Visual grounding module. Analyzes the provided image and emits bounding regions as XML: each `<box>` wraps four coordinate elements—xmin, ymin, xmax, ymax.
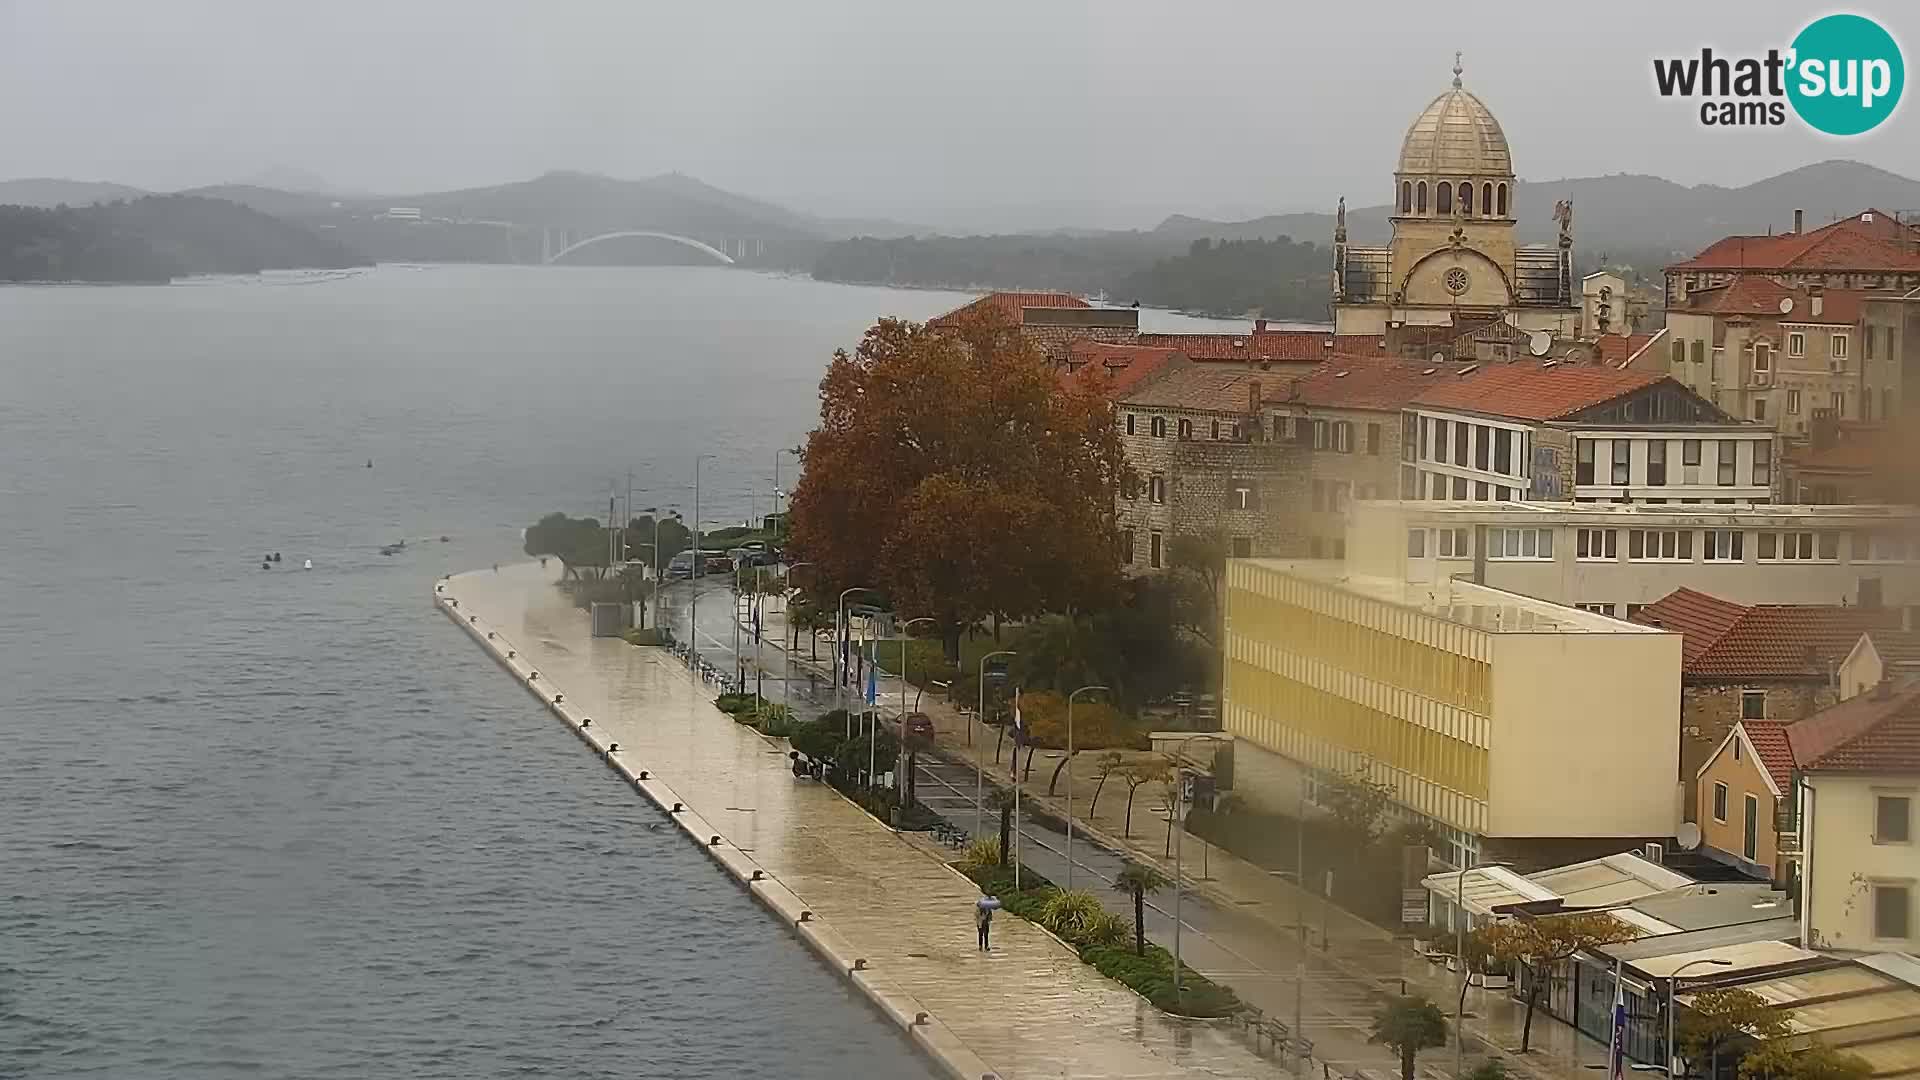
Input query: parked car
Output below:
<box><xmin>666</xmin><ymin>551</ymin><xmax>696</xmax><ymax>579</ymax></box>
<box><xmin>902</xmin><ymin>712</ymin><xmax>935</xmax><ymax>746</ymax></box>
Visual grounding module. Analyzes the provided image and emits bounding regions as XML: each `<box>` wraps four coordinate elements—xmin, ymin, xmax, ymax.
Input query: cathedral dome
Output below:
<box><xmin>1396</xmin><ymin>65</ymin><xmax>1512</xmax><ymax>178</ymax></box>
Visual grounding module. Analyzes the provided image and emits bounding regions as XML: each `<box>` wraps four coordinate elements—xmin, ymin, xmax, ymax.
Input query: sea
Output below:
<box><xmin>0</xmin><ymin>263</ymin><xmax>1243</xmax><ymax>1079</ymax></box>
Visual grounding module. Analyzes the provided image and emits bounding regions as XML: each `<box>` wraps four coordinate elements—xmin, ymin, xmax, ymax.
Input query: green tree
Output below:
<box><xmin>1119</xmin><ymin>756</ymin><xmax>1169</xmax><ymax>839</ymax></box>
<box><xmin>523</xmin><ymin>512</ymin><xmax>612</xmax><ymax>579</ymax></box>
<box><xmin>1740</xmin><ymin>1040</ymin><xmax>1872</xmax><ymax>1080</ymax></box>
<box><xmin>624</xmin><ymin>512</ymin><xmax>691</xmax><ymax>568</ymax></box>
<box><xmin>1087</xmin><ymin>750</ymin><xmax>1125</xmax><ymax>818</ymax></box>
<box><xmin>1678</xmin><ymin>989</ymin><xmax>1793</xmax><ymax>1080</ymax></box>
<box><xmin>1483</xmin><ymin>914</ymin><xmax>1637</xmax><ymax>1052</ymax></box>
<box><xmin>1112</xmin><ymin>860</ymin><xmax>1169</xmax><ymax>957</ymax></box>
<box><xmin>1370</xmin><ymin>994</ymin><xmax>1450</xmax><ymax>1080</ymax></box>
<box><xmin>1320</xmin><ymin>763</ymin><xmax>1397</xmax><ymax>850</ymax></box>
<box><xmin>1167</xmin><ymin>531</ymin><xmax>1226</xmax><ymax>644</ymax></box>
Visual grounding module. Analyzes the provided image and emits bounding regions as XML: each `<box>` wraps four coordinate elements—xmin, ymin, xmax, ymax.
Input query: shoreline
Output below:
<box><xmin>432</xmin><ymin>568</ymin><xmax>997</xmax><ymax>1080</ymax></box>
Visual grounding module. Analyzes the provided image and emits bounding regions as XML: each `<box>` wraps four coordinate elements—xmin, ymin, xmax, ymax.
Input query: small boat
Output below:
<box><xmin>380</xmin><ymin>544</ymin><xmax>401</xmax><ymax>556</ymax></box>
<box><xmin>303</xmin><ymin>559</ymin><xmax>313</xmax><ymax>570</ymax></box>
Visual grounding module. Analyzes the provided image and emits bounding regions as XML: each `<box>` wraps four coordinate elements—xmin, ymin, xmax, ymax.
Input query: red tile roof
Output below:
<box><xmin>1410</xmin><ymin>364</ymin><xmax>1669</xmax><ymax>422</ymax></box>
<box><xmin>1680</xmin><ymin>279</ymin><xmax>1872</xmax><ymax>324</ymax></box>
<box><xmin>1740</xmin><ymin>720</ymin><xmax>1800</xmax><ymax>792</ymax></box>
<box><xmin>1595</xmin><ymin>332</ymin><xmax>1658</xmax><ymax>368</ymax></box>
<box><xmin>1865</xmin><ymin>629</ymin><xmax>1920</xmax><ymax>666</ymax></box>
<box><xmin>1136</xmin><ymin>330</ymin><xmax>1389</xmax><ymax>362</ymax></box>
<box><xmin>1667</xmin><ymin>210</ymin><xmax>1920</xmax><ymax>274</ymax></box>
<box><xmin>931</xmin><ymin>291</ymin><xmax>1088</xmax><ymax>326</ymax></box>
<box><xmin>1632</xmin><ymin>587</ymin><xmax>1904</xmax><ymax>679</ymax></box>
<box><xmin>1788</xmin><ymin>685</ymin><xmax>1920</xmax><ymax>774</ymax></box>
<box><xmin>1120</xmin><ymin>364</ymin><xmax>1265</xmax><ymax>413</ymax></box>
<box><xmin>1270</xmin><ymin>355</ymin><xmax>1479</xmax><ymax>411</ymax></box>
<box><xmin>1060</xmin><ymin>342</ymin><xmax>1182</xmax><ymax>400</ymax></box>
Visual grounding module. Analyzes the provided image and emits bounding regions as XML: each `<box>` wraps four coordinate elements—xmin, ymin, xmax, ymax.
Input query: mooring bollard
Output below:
<box><xmin>506</xmin><ymin>650</ymin><xmax>515</xmax><ymax>659</ymax></box>
<box><xmin>851</xmin><ymin>958</ymin><xmax>867</xmax><ymax>972</ymax></box>
<box><xmin>797</xmin><ymin>911</ymin><xmax>813</xmax><ymax>923</ymax></box>
<box><xmin>605</xmin><ymin>742</ymin><xmax>619</xmax><ymax>755</ymax></box>
<box><xmin>708</xmin><ymin>836</ymin><xmax>722</xmax><ymax>847</ymax></box>
<box><xmin>913</xmin><ymin>1012</ymin><xmax>929</xmax><ymax>1026</ymax></box>
<box><xmin>750</xmin><ymin>869</ymin><xmax>765</xmax><ymax>881</ymax></box>
<box><xmin>670</xmin><ymin>803</ymin><xmax>684</xmax><ymax>813</ymax></box>
<box><xmin>580</xmin><ymin>718</ymin><xmax>591</xmax><ymax>729</ymax></box>
<box><xmin>552</xmin><ymin>693</ymin><xmax>563</xmax><ymax>705</ymax></box>
<box><xmin>637</xmin><ymin>770</ymin><xmax>649</xmax><ymax>780</ymax></box>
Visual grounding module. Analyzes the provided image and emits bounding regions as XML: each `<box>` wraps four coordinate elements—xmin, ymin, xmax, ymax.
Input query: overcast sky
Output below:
<box><xmin>4</xmin><ymin>1</ymin><xmax>1916</xmax><ymax>231</ymax></box>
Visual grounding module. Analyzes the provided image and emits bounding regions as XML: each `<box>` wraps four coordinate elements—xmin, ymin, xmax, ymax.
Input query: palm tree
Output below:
<box><xmin>1111</xmin><ymin>860</ymin><xmax>1168</xmax><ymax>956</ymax></box>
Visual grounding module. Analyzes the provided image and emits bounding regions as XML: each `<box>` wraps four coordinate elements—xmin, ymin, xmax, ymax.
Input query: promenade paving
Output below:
<box><xmin>442</xmin><ymin>562</ymin><xmax>1282</xmax><ymax>1080</ymax></box>
<box><xmin>741</xmin><ymin>594</ymin><xmax>1614</xmax><ymax>1080</ymax></box>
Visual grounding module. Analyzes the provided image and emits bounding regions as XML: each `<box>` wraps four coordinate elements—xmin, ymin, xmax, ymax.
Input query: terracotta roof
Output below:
<box><xmin>1120</xmin><ymin>364</ymin><xmax>1264</xmax><ymax>413</ymax></box>
<box><xmin>1740</xmin><ymin>720</ymin><xmax>1801</xmax><ymax>792</ymax></box>
<box><xmin>1410</xmin><ymin>364</ymin><xmax>1668</xmax><ymax>422</ymax></box>
<box><xmin>1864</xmin><ymin>629</ymin><xmax>1920</xmax><ymax>666</ymax></box>
<box><xmin>930</xmin><ymin>291</ymin><xmax>1088</xmax><ymax>326</ymax></box>
<box><xmin>1667</xmin><ymin>210</ymin><xmax>1920</xmax><ymax>274</ymax></box>
<box><xmin>1060</xmin><ymin>343</ymin><xmax>1182</xmax><ymax>400</ymax></box>
<box><xmin>1271</xmin><ymin>355</ymin><xmax>1479</xmax><ymax>411</ymax></box>
<box><xmin>1680</xmin><ymin>279</ymin><xmax>1872</xmax><ymax>324</ymax></box>
<box><xmin>1632</xmin><ymin>588</ymin><xmax>1904</xmax><ymax>678</ymax></box>
<box><xmin>1788</xmin><ymin>685</ymin><xmax>1920</xmax><ymax>774</ymax></box>
<box><xmin>1594</xmin><ymin>332</ymin><xmax>1659</xmax><ymax>368</ymax></box>
<box><xmin>1136</xmin><ymin>330</ymin><xmax>1388</xmax><ymax>362</ymax></box>
<box><xmin>1789</xmin><ymin>424</ymin><xmax>1910</xmax><ymax>476</ymax></box>
<box><xmin>1630</xmin><ymin>588</ymin><xmax>1749</xmax><ymax>667</ymax></box>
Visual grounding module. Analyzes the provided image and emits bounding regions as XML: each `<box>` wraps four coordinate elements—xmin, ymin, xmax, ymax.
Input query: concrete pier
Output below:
<box><xmin>436</xmin><ymin>562</ymin><xmax>1271</xmax><ymax>1080</ymax></box>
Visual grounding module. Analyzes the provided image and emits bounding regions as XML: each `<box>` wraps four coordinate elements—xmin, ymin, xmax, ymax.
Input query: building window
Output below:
<box><xmin>1628</xmin><ymin>529</ymin><xmax>1692</xmax><ymax>560</ymax></box>
<box><xmin>1713</xmin><ymin>782</ymin><xmax>1729</xmax><ymax>823</ymax></box>
<box><xmin>1832</xmin><ymin>333</ymin><xmax>1848</xmax><ymax>359</ymax></box>
<box><xmin>1759</xmin><ymin>531</ymin><xmax>1835</xmax><ymax>561</ymax></box>
<box><xmin>1754</xmin><ymin>441</ymin><xmax>1771</xmax><ymax>486</ymax></box>
<box><xmin>1671</xmin><ymin>339</ymin><xmax>1686</xmax><ymax>367</ymax></box>
<box><xmin>1333</xmin><ymin>538</ymin><xmax>1346</xmax><ymax>560</ymax></box>
<box><xmin>1437</xmin><ymin>182</ymin><xmax>1453</xmax><ymax>214</ymax></box>
<box><xmin>1873</xmin><ymin>884</ymin><xmax>1911</xmax><ymax>940</ymax></box>
<box><xmin>1496</xmin><ymin>183</ymin><xmax>1508</xmax><ymax>216</ymax></box>
<box><xmin>1864</xmin><ymin>394</ymin><xmax>1874</xmax><ymax>422</ymax></box>
<box><xmin>1149</xmin><ymin>531</ymin><xmax>1162</xmax><ymax>569</ymax></box>
<box><xmin>1120</xmin><ymin>529</ymin><xmax>1135</xmax><ymax>560</ymax></box>
<box><xmin>1476</xmin><ymin>426</ymin><xmax>1491</xmax><ymax>470</ymax></box>
<box><xmin>1482</xmin><ymin>182</ymin><xmax>1494</xmax><ymax>216</ymax></box>
<box><xmin>1706</xmin><ymin>530</ymin><xmax>1745</xmax><ymax>561</ymax></box>
<box><xmin>1437</xmin><ymin>528</ymin><xmax>1470</xmax><ymax>558</ymax></box>
<box><xmin>1753</xmin><ymin>398</ymin><xmax>1768</xmax><ymax>422</ymax></box>
<box><xmin>1400</xmin><ymin>181</ymin><xmax>1413</xmax><ymax>213</ymax></box>
<box><xmin>1718</xmin><ymin>440</ymin><xmax>1738</xmax><ymax>486</ymax></box>
<box><xmin>1407</xmin><ymin>529</ymin><xmax>1427</xmax><ymax>558</ymax></box>
<box><xmin>1648</xmin><ymin>441</ymin><xmax>1667</xmax><ymax>486</ymax></box>
<box><xmin>1576</xmin><ymin>603</ymin><xmax>1617</xmax><ymax>617</ymax></box>
<box><xmin>1832</xmin><ymin>391</ymin><xmax>1846</xmax><ymax>416</ymax></box>
<box><xmin>1487</xmin><ymin>527</ymin><xmax>1554</xmax><ymax>560</ymax></box>
<box><xmin>1743</xmin><ymin>794</ymin><xmax>1760</xmax><ymax>861</ymax></box>
<box><xmin>1625</xmin><ymin>603</ymin><xmax>1646</xmax><ymax>619</ymax></box>
<box><xmin>1331</xmin><ymin>481</ymin><xmax>1351</xmax><ymax>512</ymax></box>
<box><xmin>1434</xmin><ymin>419</ymin><xmax>1450</xmax><ymax>463</ymax></box>
<box><xmin>1576</xmin><ymin>440</ymin><xmax>1595</xmax><ymax>485</ymax></box>
<box><xmin>1178</xmin><ymin>418</ymin><xmax>1193</xmax><ymax>440</ymax></box>
<box><xmin>1416</xmin><ymin>181</ymin><xmax>1427</xmax><ymax>214</ymax></box>
<box><xmin>1788</xmin><ymin>390</ymin><xmax>1801</xmax><ymax>414</ymax></box>
<box><xmin>1454</xmin><ymin>422</ymin><xmax>1468</xmax><ymax>464</ymax></box>
<box><xmin>1121</xmin><ymin>472</ymin><xmax>1138</xmax><ymax>500</ymax></box>
<box><xmin>1863</xmin><ymin>532</ymin><xmax>1913</xmax><ymax>562</ymax></box>
<box><xmin>1576</xmin><ymin>528</ymin><xmax>1618</xmax><ymax>560</ymax></box>
<box><xmin>1691</xmin><ymin>340</ymin><xmax>1705</xmax><ymax>364</ymax></box>
<box><xmin>1313</xmin><ymin>420</ymin><xmax>1329</xmax><ymax>449</ymax></box>
<box><xmin>1612</xmin><ymin>440</ymin><xmax>1631</xmax><ymax>485</ymax></box>
<box><xmin>1126</xmin><ymin>413</ymin><xmax>1136</xmax><ymax>435</ymax></box>
<box><xmin>1878</xmin><ymin>796</ymin><xmax>1912</xmax><ymax>844</ymax></box>
<box><xmin>1151</xmin><ymin>416</ymin><xmax>1166</xmax><ymax>438</ymax></box>
<box><xmin>1755</xmin><ymin>343</ymin><xmax>1771</xmax><ymax>373</ymax></box>
<box><xmin>1741</xmin><ymin>689</ymin><xmax>1766</xmax><ymax>720</ymax></box>
<box><xmin>1334</xmin><ymin>421</ymin><xmax>1354</xmax><ymax>453</ymax></box>
<box><xmin>1230</xmin><ymin>536</ymin><xmax>1252</xmax><ymax>558</ymax></box>
<box><xmin>1452</xmin><ymin>477</ymin><xmax>1469</xmax><ymax>500</ymax></box>
<box><xmin>1789</xmin><ymin>332</ymin><xmax>1806</xmax><ymax>357</ymax></box>
<box><xmin>1210</xmin><ymin>420</ymin><xmax>1220</xmax><ymax>440</ymax></box>
<box><xmin>1149</xmin><ymin>475</ymin><xmax>1166</xmax><ymax>504</ymax></box>
<box><xmin>1367</xmin><ymin>423</ymin><xmax>1382</xmax><ymax>456</ymax></box>
<box><xmin>1866</xmin><ymin>325</ymin><xmax>1878</xmax><ymax>360</ymax></box>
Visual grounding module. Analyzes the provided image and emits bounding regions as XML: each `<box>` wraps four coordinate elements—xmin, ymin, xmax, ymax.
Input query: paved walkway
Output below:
<box><xmin>744</xmin><ymin>594</ymin><xmax>1612</xmax><ymax>1080</ymax></box>
<box><xmin>440</xmin><ymin>563</ymin><xmax>1280</xmax><ymax>1080</ymax></box>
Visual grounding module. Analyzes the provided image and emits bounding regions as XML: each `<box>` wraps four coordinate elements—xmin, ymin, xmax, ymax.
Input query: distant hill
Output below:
<box><xmin>0</xmin><ymin>177</ymin><xmax>150</xmax><ymax>208</ymax></box>
<box><xmin>1151</xmin><ymin>159</ymin><xmax>1920</xmax><ymax>259</ymax></box>
<box><xmin>177</xmin><ymin>184</ymin><xmax>345</xmax><ymax>218</ymax></box>
<box><xmin>0</xmin><ymin>195</ymin><xmax>368</xmax><ymax>283</ymax></box>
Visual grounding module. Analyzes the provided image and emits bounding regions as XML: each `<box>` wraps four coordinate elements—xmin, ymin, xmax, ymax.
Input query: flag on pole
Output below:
<box><xmin>752</xmin><ymin>599</ymin><xmax>762</xmax><ymax>646</ymax></box>
<box><xmin>1009</xmin><ymin>689</ymin><xmax>1025</xmax><ymax>779</ymax></box>
<box><xmin>865</xmin><ymin>658</ymin><xmax>878</xmax><ymax>706</ymax></box>
<box><xmin>1607</xmin><ymin>969</ymin><xmax>1628</xmax><ymax>1080</ymax></box>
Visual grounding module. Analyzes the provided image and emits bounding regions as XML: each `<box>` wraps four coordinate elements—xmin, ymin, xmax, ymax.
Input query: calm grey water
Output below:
<box><xmin>0</xmin><ymin>265</ymin><xmax>1240</xmax><ymax>1079</ymax></box>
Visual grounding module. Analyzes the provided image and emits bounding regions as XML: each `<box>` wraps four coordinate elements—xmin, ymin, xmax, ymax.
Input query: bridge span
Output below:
<box><xmin>540</xmin><ymin>229</ymin><xmax>736</xmax><ymax>266</ymax></box>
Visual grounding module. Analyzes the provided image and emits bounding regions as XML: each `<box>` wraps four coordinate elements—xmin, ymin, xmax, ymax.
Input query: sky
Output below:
<box><xmin>4</xmin><ymin>0</ymin><xmax>1919</xmax><ymax>232</ymax></box>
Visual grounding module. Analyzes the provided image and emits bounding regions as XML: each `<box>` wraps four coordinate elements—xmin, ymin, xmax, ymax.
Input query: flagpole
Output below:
<box><xmin>1013</xmin><ymin>687</ymin><xmax>1023</xmax><ymax>892</ymax></box>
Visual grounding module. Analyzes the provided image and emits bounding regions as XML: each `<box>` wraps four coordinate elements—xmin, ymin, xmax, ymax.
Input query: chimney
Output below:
<box><xmin>1247</xmin><ymin>379</ymin><xmax>1263</xmax><ymax>415</ymax></box>
<box><xmin>1794</xmin><ymin>208</ymin><xmax>1804</xmax><ymax>234</ymax></box>
<box><xmin>1810</xmin><ymin>285</ymin><xmax>1824</xmax><ymax>319</ymax></box>
<box><xmin>1255</xmin><ymin>318</ymin><xmax>1268</xmax><ymax>333</ymax></box>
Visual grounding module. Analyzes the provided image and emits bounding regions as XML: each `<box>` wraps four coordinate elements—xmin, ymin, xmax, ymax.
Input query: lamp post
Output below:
<box><xmin>837</xmin><ymin>587</ymin><xmax>874</xmax><ymax>737</ymax></box>
<box><xmin>1264</xmin><ymin>867</ymin><xmax>1316</xmax><ymax>1077</ymax></box>
<box><xmin>690</xmin><ymin>454</ymin><xmax>715</xmax><ymax>669</ymax></box>
<box><xmin>1454</xmin><ymin>858</ymin><xmax>1515</xmax><ymax>1080</ymax></box>
<box><xmin>774</xmin><ymin>447</ymin><xmax>798</xmax><ymax>544</ymax></box>
<box><xmin>781</xmin><ymin>562</ymin><xmax>812</xmax><ymax>721</ymax></box>
<box><xmin>975</xmin><ymin>650</ymin><xmax>1016</xmax><ymax>836</ymax></box>
<box><xmin>894</xmin><ymin>617</ymin><xmax>935</xmax><ymax>806</ymax></box>
<box><xmin>1064</xmin><ymin>685</ymin><xmax>1109</xmax><ymax>893</ymax></box>
<box><xmin>1169</xmin><ymin>733</ymin><xmax>1227</xmax><ymax>1010</ymax></box>
<box><xmin>1667</xmin><ymin>959</ymin><xmax>1733</xmax><ymax>1078</ymax></box>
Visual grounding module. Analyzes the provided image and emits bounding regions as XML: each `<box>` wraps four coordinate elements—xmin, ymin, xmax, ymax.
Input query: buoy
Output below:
<box><xmin>261</xmin><ymin>561</ymin><xmax>271</xmax><ymax>570</ymax></box>
<box><xmin>367</xmin><ymin>459</ymin><xmax>373</xmax><ymax>468</ymax></box>
<box><xmin>303</xmin><ymin>559</ymin><xmax>312</xmax><ymax>570</ymax></box>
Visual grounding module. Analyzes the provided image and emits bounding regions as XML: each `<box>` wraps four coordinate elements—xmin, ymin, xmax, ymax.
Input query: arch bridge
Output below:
<box><xmin>541</xmin><ymin>230</ymin><xmax>735</xmax><ymax>266</ymax></box>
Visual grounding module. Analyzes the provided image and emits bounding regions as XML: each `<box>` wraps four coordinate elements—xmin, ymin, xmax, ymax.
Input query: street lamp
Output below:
<box><xmin>781</xmin><ymin>562</ymin><xmax>813</xmax><ymax>722</ymax></box>
<box><xmin>1667</xmin><ymin>958</ymin><xmax>1733</xmax><ymax>1078</ymax></box>
<box><xmin>690</xmin><ymin>454</ymin><xmax>716</xmax><ymax>670</ymax></box>
<box><xmin>837</xmin><ymin>586</ymin><xmax>876</xmax><ymax>737</ymax></box>
<box><xmin>1455</xmin><ymin>859</ymin><xmax>1515</xmax><ymax>1080</ymax></box>
<box><xmin>1169</xmin><ymin>732</ymin><xmax>1228</xmax><ymax>1009</ymax></box>
<box><xmin>1064</xmin><ymin>685</ymin><xmax>1110</xmax><ymax>893</ymax></box>
<box><xmin>893</xmin><ymin>617</ymin><xmax>936</xmax><ymax>806</ymax></box>
<box><xmin>774</xmin><ymin>446</ymin><xmax>799</xmax><ymax>543</ymax></box>
<box><xmin>974</xmin><ymin>650</ymin><xmax>1016</xmax><ymax>836</ymax></box>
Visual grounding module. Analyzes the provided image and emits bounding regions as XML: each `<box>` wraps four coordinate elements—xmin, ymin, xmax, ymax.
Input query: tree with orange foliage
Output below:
<box><xmin>787</xmin><ymin>310</ymin><xmax>1127</xmax><ymax>660</ymax></box>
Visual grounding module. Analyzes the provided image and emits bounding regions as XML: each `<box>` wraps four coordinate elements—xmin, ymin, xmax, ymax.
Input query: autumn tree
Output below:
<box><xmin>785</xmin><ymin>312</ymin><xmax>1128</xmax><ymax>661</ymax></box>
<box><xmin>1678</xmin><ymin>989</ymin><xmax>1793</xmax><ymax>1080</ymax></box>
<box><xmin>1740</xmin><ymin>1039</ymin><xmax>1872</xmax><ymax>1080</ymax></box>
<box><xmin>1119</xmin><ymin>756</ymin><xmax>1170</xmax><ymax>838</ymax></box>
<box><xmin>1370</xmin><ymin>994</ymin><xmax>1450</xmax><ymax>1080</ymax></box>
<box><xmin>1483</xmin><ymin>913</ymin><xmax>1637</xmax><ymax>1052</ymax></box>
<box><xmin>1011</xmin><ymin>689</ymin><xmax>1133</xmax><ymax>794</ymax></box>
<box><xmin>1087</xmin><ymin>751</ymin><xmax>1125</xmax><ymax>818</ymax></box>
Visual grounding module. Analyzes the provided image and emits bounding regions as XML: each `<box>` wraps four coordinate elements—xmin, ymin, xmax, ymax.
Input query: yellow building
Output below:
<box><xmin>1223</xmin><ymin>559</ymin><xmax>1681</xmax><ymax>868</ymax></box>
<box><xmin>1333</xmin><ymin>57</ymin><xmax>1577</xmax><ymax>338</ymax></box>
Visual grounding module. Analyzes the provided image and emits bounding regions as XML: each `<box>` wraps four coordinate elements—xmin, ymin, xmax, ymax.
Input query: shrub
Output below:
<box><xmin>1467</xmin><ymin>1061</ymin><xmax>1509</xmax><ymax>1080</ymax></box>
<box><xmin>788</xmin><ymin>720</ymin><xmax>844</xmax><ymax>763</ymax></box>
<box><xmin>1079</xmin><ymin>943</ymin><xmax>1242</xmax><ymax>1018</ymax></box>
<box><xmin>1083</xmin><ymin>911</ymin><xmax>1130</xmax><ymax>949</ymax></box>
<box><xmin>622</xmin><ymin>627</ymin><xmax>665</xmax><ymax>646</ymax></box>
<box><xmin>957</xmin><ymin>838</ymin><xmax>1002</xmax><ymax>872</ymax></box>
<box><xmin>1038</xmin><ymin>889</ymin><xmax>1109</xmax><ymax>942</ymax></box>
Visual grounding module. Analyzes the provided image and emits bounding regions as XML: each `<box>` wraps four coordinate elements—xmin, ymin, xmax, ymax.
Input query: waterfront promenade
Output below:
<box><xmin>438</xmin><ymin>562</ymin><xmax>1277</xmax><ymax>1080</ymax></box>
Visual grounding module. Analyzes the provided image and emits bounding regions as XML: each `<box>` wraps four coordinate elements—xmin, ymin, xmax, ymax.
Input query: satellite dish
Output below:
<box><xmin>1676</xmin><ymin>822</ymin><xmax>1702</xmax><ymax>851</ymax></box>
<box><xmin>1528</xmin><ymin>331</ymin><xmax>1552</xmax><ymax>357</ymax></box>
<box><xmin>1779</xmin><ymin>298</ymin><xmax>1794</xmax><ymax>314</ymax></box>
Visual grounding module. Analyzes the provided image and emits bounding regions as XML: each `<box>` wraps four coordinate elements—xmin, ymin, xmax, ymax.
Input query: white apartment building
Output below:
<box><xmin>1346</xmin><ymin>501</ymin><xmax>1920</xmax><ymax>615</ymax></box>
